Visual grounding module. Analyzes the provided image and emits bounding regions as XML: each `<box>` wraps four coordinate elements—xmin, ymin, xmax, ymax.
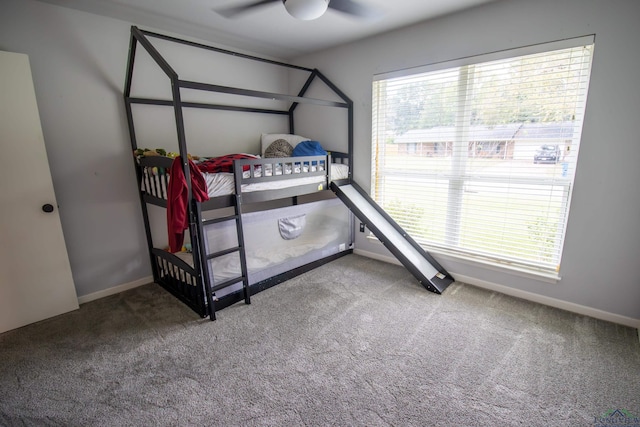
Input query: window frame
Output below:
<box><xmin>371</xmin><ymin>35</ymin><xmax>595</xmax><ymax>279</ymax></box>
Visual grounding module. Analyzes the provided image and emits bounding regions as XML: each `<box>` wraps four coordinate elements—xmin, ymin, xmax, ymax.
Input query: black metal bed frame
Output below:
<box><xmin>123</xmin><ymin>26</ymin><xmax>354</xmax><ymax>320</ymax></box>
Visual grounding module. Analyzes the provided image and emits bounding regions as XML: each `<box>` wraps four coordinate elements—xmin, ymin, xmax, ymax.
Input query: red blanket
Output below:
<box><xmin>167</xmin><ymin>157</ymin><xmax>209</xmax><ymax>253</ymax></box>
<box><xmin>196</xmin><ymin>153</ymin><xmax>257</xmax><ymax>173</ymax></box>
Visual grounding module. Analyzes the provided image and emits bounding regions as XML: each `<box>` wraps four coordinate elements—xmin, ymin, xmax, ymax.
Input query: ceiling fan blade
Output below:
<box><xmin>328</xmin><ymin>0</ymin><xmax>383</xmax><ymax>19</ymax></box>
<box><xmin>214</xmin><ymin>0</ymin><xmax>280</xmax><ymax>18</ymax></box>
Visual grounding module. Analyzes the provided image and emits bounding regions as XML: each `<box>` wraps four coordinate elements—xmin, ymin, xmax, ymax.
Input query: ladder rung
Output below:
<box><xmin>211</xmin><ymin>276</ymin><xmax>245</xmax><ymax>292</ymax></box>
<box><xmin>203</xmin><ymin>215</ymin><xmax>239</xmax><ymax>226</ymax></box>
<box><xmin>207</xmin><ymin>246</ymin><xmax>241</xmax><ymax>260</ymax></box>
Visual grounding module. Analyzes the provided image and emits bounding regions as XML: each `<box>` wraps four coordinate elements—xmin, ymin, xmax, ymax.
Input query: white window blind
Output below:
<box><xmin>371</xmin><ymin>37</ymin><xmax>594</xmax><ymax>276</ymax></box>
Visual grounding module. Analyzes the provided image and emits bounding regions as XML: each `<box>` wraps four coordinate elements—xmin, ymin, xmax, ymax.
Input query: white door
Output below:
<box><xmin>0</xmin><ymin>51</ymin><xmax>79</xmax><ymax>334</ymax></box>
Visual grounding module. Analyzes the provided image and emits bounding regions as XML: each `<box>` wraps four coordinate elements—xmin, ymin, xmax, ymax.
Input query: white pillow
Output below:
<box><xmin>261</xmin><ymin>133</ymin><xmax>309</xmax><ymax>156</ymax></box>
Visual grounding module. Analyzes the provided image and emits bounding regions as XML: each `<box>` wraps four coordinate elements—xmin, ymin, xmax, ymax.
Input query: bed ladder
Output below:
<box><xmin>200</xmin><ymin>195</ymin><xmax>251</xmax><ymax>320</ymax></box>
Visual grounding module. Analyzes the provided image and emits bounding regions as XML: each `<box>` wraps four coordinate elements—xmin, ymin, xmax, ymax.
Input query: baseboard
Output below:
<box><xmin>354</xmin><ymin>249</ymin><xmax>640</xmax><ymax>330</ymax></box>
<box><xmin>77</xmin><ymin>275</ymin><xmax>153</xmax><ymax>305</ymax></box>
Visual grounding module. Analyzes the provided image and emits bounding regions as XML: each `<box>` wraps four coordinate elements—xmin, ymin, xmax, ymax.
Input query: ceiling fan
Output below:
<box><xmin>215</xmin><ymin>0</ymin><xmax>382</xmax><ymax>21</ymax></box>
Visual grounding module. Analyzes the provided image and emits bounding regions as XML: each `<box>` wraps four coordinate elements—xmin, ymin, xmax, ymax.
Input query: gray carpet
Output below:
<box><xmin>1</xmin><ymin>254</ymin><xmax>638</xmax><ymax>426</ymax></box>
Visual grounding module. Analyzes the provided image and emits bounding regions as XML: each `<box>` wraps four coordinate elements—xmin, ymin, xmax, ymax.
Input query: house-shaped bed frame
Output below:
<box><xmin>123</xmin><ymin>26</ymin><xmax>355</xmax><ymax>320</ymax></box>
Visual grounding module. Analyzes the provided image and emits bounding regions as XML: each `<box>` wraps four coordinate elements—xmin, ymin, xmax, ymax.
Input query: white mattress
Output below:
<box><xmin>143</xmin><ymin>163</ymin><xmax>349</xmax><ymax>199</ymax></box>
<box><xmin>203</xmin><ymin>163</ymin><xmax>349</xmax><ymax>198</ymax></box>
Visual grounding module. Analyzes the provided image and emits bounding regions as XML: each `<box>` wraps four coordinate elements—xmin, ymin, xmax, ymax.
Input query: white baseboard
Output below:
<box><xmin>77</xmin><ymin>275</ymin><xmax>153</xmax><ymax>305</ymax></box>
<box><xmin>354</xmin><ymin>249</ymin><xmax>640</xmax><ymax>330</ymax></box>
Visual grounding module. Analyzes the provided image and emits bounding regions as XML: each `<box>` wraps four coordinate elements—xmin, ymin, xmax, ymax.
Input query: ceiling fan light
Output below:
<box><xmin>283</xmin><ymin>0</ymin><xmax>329</xmax><ymax>21</ymax></box>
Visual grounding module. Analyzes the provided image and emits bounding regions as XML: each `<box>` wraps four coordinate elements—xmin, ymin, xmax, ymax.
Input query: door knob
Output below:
<box><xmin>42</xmin><ymin>204</ymin><xmax>54</xmax><ymax>213</ymax></box>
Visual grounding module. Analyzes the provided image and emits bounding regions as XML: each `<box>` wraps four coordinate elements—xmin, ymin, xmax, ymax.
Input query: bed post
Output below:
<box><xmin>193</xmin><ymin>200</ymin><xmax>217</xmax><ymax>320</ymax></box>
<box><xmin>169</xmin><ymin>59</ymin><xmax>212</xmax><ymax>321</ymax></box>
<box><xmin>123</xmin><ymin>27</ymin><xmax>162</xmax><ymax>285</ymax></box>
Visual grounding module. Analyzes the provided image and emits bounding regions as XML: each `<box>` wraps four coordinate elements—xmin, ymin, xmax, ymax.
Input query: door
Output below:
<box><xmin>0</xmin><ymin>51</ymin><xmax>79</xmax><ymax>334</ymax></box>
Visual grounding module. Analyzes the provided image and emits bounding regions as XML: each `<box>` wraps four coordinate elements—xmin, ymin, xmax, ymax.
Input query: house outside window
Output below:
<box><xmin>371</xmin><ymin>36</ymin><xmax>594</xmax><ymax>276</ymax></box>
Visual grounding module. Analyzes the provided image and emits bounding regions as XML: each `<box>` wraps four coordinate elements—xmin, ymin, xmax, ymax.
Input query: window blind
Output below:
<box><xmin>371</xmin><ymin>37</ymin><xmax>594</xmax><ymax>275</ymax></box>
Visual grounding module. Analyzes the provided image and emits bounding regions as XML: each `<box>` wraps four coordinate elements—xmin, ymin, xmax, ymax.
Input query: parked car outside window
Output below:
<box><xmin>534</xmin><ymin>145</ymin><xmax>561</xmax><ymax>164</ymax></box>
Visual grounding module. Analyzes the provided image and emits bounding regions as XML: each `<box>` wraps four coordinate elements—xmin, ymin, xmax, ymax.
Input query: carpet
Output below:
<box><xmin>1</xmin><ymin>254</ymin><xmax>638</xmax><ymax>426</ymax></box>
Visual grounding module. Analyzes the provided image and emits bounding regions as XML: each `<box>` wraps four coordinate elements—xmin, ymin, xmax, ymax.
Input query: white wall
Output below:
<box><xmin>0</xmin><ymin>0</ymin><xmax>291</xmax><ymax>299</ymax></box>
<box><xmin>293</xmin><ymin>0</ymin><xmax>640</xmax><ymax>323</ymax></box>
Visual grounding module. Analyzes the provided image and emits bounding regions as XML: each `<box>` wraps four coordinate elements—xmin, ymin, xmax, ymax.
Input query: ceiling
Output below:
<box><xmin>36</xmin><ymin>0</ymin><xmax>499</xmax><ymax>58</ymax></box>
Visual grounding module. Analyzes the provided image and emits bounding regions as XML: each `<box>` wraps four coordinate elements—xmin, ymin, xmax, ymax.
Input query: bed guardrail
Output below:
<box><xmin>235</xmin><ymin>155</ymin><xmax>327</xmax><ymax>183</ymax></box>
<box><xmin>234</xmin><ymin>154</ymin><xmax>337</xmax><ymax>203</ymax></box>
<box><xmin>138</xmin><ymin>155</ymin><xmax>172</xmax><ymax>206</ymax></box>
<box><xmin>152</xmin><ymin>248</ymin><xmax>208</xmax><ymax>317</ymax></box>
<box><xmin>138</xmin><ymin>152</ymin><xmax>348</xmax><ymax>207</ymax></box>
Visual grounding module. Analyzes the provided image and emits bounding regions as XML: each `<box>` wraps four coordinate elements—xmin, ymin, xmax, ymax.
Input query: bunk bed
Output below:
<box><xmin>123</xmin><ymin>26</ymin><xmax>354</xmax><ymax>320</ymax></box>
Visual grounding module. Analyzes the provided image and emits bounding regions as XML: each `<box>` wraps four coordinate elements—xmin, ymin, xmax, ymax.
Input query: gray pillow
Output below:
<box><xmin>264</xmin><ymin>138</ymin><xmax>294</xmax><ymax>158</ymax></box>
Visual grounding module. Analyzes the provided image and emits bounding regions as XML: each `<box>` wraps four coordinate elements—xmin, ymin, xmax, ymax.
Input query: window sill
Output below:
<box><xmin>364</xmin><ymin>234</ymin><xmax>561</xmax><ymax>284</ymax></box>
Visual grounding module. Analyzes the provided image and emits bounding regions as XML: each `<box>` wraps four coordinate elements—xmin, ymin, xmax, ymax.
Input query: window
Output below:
<box><xmin>371</xmin><ymin>37</ymin><xmax>594</xmax><ymax>276</ymax></box>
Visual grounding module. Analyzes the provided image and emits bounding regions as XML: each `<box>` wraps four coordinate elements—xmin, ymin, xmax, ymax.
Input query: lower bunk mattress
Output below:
<box><xmin>173</xmin><ymin>197</ymin><xmax>352</xmax><ymax>299</ymax></box>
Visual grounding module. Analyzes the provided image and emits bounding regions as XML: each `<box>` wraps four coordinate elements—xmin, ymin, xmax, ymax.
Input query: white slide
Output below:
<box><xmin>331</xmin><ymin>181</ymin><xmax>454</xmax><ymax>294</ymax></box>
